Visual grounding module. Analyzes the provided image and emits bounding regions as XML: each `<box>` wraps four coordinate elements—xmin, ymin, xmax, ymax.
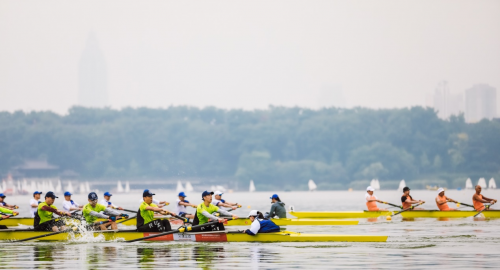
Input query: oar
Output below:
<box><xmin>455</xmin><ymin>202</ymin><xmax>475</xmax><ymax>209</ymax></box>
<box><xmin>387</xmin><ymin>202</ymin><xmax>425</xmax><ymax>220</ymax></box>
<box><xmin>121</xmin><ymin>209</ymin><xmax>138</xmax><ymax>214</ymax></box>
<box><xmin>117</xmin><ymin>215</ymin><xmax>137</xmax><ymax>224</ymax></box>
<box><xmin>125</xmin><ymin>218</ymin><xmax>232</xmax><ymax>243</ymax></box>
<box><xmin>13</xmin><ymin>227</ymin><xmax>77</xmax><ymax>242</ymax></box>
<box><xmin>474</xmin><ymin>203</ymin><xmax>494</xmax><ymax>218</ymax></box>
<box><xmin>381</xmin><ymin>202</ymin><xmax>402</xmax><ymax>209</ymax></box>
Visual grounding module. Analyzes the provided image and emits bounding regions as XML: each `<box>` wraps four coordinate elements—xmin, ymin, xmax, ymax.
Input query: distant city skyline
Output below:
<box><xmin>0</xmin><ymin>1</ymin><xmax>499</xmax><ymax>114</ymax></box>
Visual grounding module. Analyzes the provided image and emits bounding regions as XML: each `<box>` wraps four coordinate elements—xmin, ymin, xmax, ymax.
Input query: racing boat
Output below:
<box><xmin>290</xmin><ymin>210</ymin><xmax>500</xmax><ymax>219</ymax></box>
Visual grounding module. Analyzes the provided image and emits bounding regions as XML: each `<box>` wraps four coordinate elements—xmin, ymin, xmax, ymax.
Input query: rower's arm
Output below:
<box><xmin>89</xmin><ymin>211</ymin><xmax>109</xmax><ymax>219</ymax></box>
<box><xmin>482</xmin><ymin>195</ymin><xmax>496</xmax><ymax>202</ymax></box>
<box><xmin>0</xmin><ymin>207</ymin><xmax>13</xmax><ymax>214</ymax></box>
<box><xmin>446</xmin><ymin>197</ymin><xmax>457</xmax><ymax>203</ymax></box>
<box><xmin>201</xmin><ymin>210</ymin><xmax>219</xmax><ymax>221</ymax></box>
<box><xmin>436</xmin><ymin>197</ymin><xmax>446</xmax><ymax>205</ymax></box>
<box><xmin>103</xmin><ymin>208</ymin><xmax>121</xmax><ymax>216</ymax></box>
<box><xmin>245</xmin><ymin>220</ymin><xmax>260</xmax><ymax>236</ymax></box>
<box><xmin>216</xmin><ymin>208</ymin><xmax>232</xmax><ymax>216</ymax></box>
<box><xmin>266</xmin><ymin>204</ymin><xmax>277</xmax><ymax>218</ymax></box>
<box><xmin>473</xmin><ymin>194</ymin><xmax>491</xmax><ymax>203</ymax></box>
<box><xmin>145</xmin><ymin>206</ymin><xmax>167</xmax><ymax>213</ymax></box>
<box><xmin>41</xmin><ymin>205</ymin><xmax>66</xmax><ymax>216</ymax></box>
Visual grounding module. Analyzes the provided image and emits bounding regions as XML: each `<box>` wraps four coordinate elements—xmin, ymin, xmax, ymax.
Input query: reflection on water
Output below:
<box><xmin>193</xmin><ymin>246</ymin><xmax>225</xmax><ymax>270</ymax></box>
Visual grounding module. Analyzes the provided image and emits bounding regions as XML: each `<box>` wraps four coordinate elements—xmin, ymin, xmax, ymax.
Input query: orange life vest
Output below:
<box><xmin>366</xmin><ymin>195</ymin><xmax>379</xmax><ymax>211</ymax></box>
<box><xmin>401</xmin><ymin>194</ymin><xmax>413</xmax><ymax>209</ymax></box>
<box><xmin>473</xmin><ymin>194</ymin><xmax>485</xmax><ymax>211</ymax></box>
<box><xmin>436</xmin><ymin>195</ymin><xmax>450</xmax><ymax>211</ymax></box>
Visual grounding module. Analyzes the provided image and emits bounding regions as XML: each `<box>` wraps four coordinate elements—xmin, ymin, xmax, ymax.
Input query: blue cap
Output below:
<box><xmin>45</xmin><ymin>191</ymin><xmax>58</xmax><ymax>199</ymax></box>
<box><xmin>88</xmin><ymin>192</ymin><xmax>98</xmax><ymax>200</ymax></box>
<box><xmin>270</xmin><ymin>194</ymin><xmax>279</xmax><ymax>199</ymax></box>
<box><xmin>64</xmin><ymin>191</ymin><xmax>72</xmax><ymax>196</ymax></box>
<box><xmin>33</xmin><ymin>191</ymin><xmax>43</xmax><ymax>195</ymax></box>
<box><xmin>201</xmin><ymin>190</ymin><xmax>214</xmax><ymax>198</ymax></box>
<box><xmin>178</xmin><ymin>192</ymin><xmax>187</xmax><ymax>197</ymax></box>
<box><xmin>104</xmin><ymin>192</ymin><xmax>112</xmax><ymax>196</ymax></box>
<box><xmin>143</xmin><ymin>189</ymin><xmax>155</xmax><ymax>197</ymax></box>
<box><xmin>0</xmin><ymin>193</ymin><xmax>5</xmax><ymax>198</ymax></box>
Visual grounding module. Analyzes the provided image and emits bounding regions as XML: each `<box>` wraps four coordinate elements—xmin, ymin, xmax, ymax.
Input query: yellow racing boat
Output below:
<box><xmin>0</xmin><ymin>217</ymin><xmax>358</xmax><ymax>227</ymax></box>
<box><xmin>290</xmin><ymin>210</ymin><xmax>500</xmax><ymax>219</ymax></box>
<box><xmin>0</xmin><ymin>229</ymin><xmax>387</xmax><ymax>242</ymax></box>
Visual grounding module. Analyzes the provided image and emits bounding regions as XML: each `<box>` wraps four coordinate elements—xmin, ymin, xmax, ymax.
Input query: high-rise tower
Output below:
<box><xmin>78</xmin><ymin>32</ymin><xmax>108</xmax><ymax>107</ymax></box>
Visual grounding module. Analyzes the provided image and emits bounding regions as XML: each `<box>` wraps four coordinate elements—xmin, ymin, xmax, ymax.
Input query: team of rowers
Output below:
<box><xmin>0</xmin><ymin>189</ymin><xmax>286</xmax><ymax>236</ymax></box>
<box><xmin>365</xmin><ymin>185</ymin><xmax>497</xmax><ymax>211</ymax></box>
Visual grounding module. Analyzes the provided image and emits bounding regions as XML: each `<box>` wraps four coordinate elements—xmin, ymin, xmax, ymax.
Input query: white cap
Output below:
<box><xmin>367</xmin><ymin>186</ymin><xmax>375</xmax><ymax>192</ymax></box>
<box><xmin>247</xmin><ymin>210</ymin><xmax>259</xmax><ymax>218</ymax></box>
<box><xmin>437</xmin><ymin>188</ymin><xmax>445</xmax><ymax>194</ymax></box>
<box><xmin>214</xmin><ymin>190</ymin><xmax>223</xmax><ymax>196</ymax></box>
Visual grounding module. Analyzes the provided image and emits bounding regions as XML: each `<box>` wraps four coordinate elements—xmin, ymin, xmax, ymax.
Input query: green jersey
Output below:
<box><xmin>37</xmin><ymin>202</ymin><xmax>57</xmax><ymax>224</ymax></box>
<box><xmin>83</xmin><ymin>203</ymin><xmax>107</xmax><ymax>223</ymax></box>
<box><xmin>196</xmin><ymin>203</ymin><xmax>219</xmax><ymax>225</ymax></box>
<box><xmin>0</xmin><ymin>206</ymin><xmax>13</xmax><ymax>215</ymax></box>
<box><xmin>139</xmin><ymin>201</ymin><xmax>158</xmax><ymax>225</ymax></box>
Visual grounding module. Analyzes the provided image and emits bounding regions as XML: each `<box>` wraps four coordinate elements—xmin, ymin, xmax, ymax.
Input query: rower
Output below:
<box><xmin>139</xmin><ymin>189</ymin><xmax>169</xmax><ymax>207</ymax></box>
<box><xmin>34</xmin><ymin>191</ymin><xmax>71</xmax><ymax>232</ymax></box>
<box><xmin>62</xmin><ymin>191</ymin><xmax>83</xmax><ymax>212</ymax></box>
<box><xmin>365</xmin><ymin>186</ymin><xmax>388</xmax><ymax>211</ymax></box>
<box><xmin>242</xmin><ymin>210</ymin><xmax>280</xmax><ymax>236</ymax></box>
<box><xmin>83</xmin><ymin>192</ymin><xmax>125</xmax><ymax>231</ymax></box>
<box><xmin>212</xmin><ymin>190</ymin><xmax>240</xmax><ymax>210</ymax></box>
<box><xmin>401</xmin><ymin>187</ymin><xmax>425</xmax><ymax>210</ymax></box>
<box><xmin>100</xmin><ymin>191</ymin><xmax>124</xmax><ymax>210</ymax></box>
<box><xmin>265</xmin><ymin>194</ymin><xmax>287</xmax><ymax>219</ymax></box>
<box><xmin>0</xmin><ymin>206</ymin><xmax>19</xmax><ymax>229</ymax></box>
<box><xmin>137</xmin><ymin>189</ymin><xmax>175</xmax><ymax>232</ymax></box>
<box><xmin>176</xmin><ymin>192</ymin><xmax>197</xmax><ymax>222</ymax></box>
<box><xmin>29</xmin><ymin>191</ymin><xmax>43</xmax><ymax>218</ymax></box>
<box><xmin>192</xmin><ymin>191</ymin><xmax>238</xmax><ymax>232</ymax></box>
<box><xmin>0</xmin><ymin>193</ymin><xmax>18</xmax><ymax>210</ymax></box>
<box><xmin>435</xmin><ymin>188</ymin><xmax>458</xmax><ymax>211</ymax></box>
<box><xmin>473</xmin><ymin>185</ymin><xmax>497</xmax><ymax>211</ymax></box>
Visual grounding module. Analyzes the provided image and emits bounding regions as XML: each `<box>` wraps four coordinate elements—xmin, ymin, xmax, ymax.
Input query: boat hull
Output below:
<box><xmin>0</xmin><ymin>230</ymin><xmax>387</xmax><ymax>242</ymax></box>
<box><xmin>290</xmin><ymin>210</ymin><xmax>500</xmax><ymax>219</ymax></box>
<box><xmin>0</xmin><ymin>217</ymin><xmax>358</xmax><ymax>227</ymax></box>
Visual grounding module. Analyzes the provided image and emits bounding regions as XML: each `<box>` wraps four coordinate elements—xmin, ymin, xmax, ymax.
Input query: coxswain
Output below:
<box><xmin>62</xmin><ymin>191</ymin><xmax>83</xmax><ymax>212</ymax></box>
<box><xmin>192</xmin><ymin>191</ymin><xmax>238</xmax><ymax>232</ymax></box>
<box><xmin>435</xmin><ymin>188</ymin><xmax>458</xmax><ymax>211</ymax></box>
<box><xmin>365</xmin><ymin>186</ymin><xmax>388</xmax><ymax>211</ymax></box>
<box><xmin>83</xmin><ymin>192</ymin><xmax>125</xmax><ymax>231</ymax></box>
<box><xmin>176</xmin><ymin>192</ymin><xmax>197</xmax><ymax>222</ymax></box>
<box><xmin>265</xmin><ymin>194</ymin><xmax>287</xmax><ymax>219</ymax></box>
<box><xmin>100</xmin><ymin>191</ymin><xmax>124</xmax><ymax>210</ymax></box>
<box><xmin>0</xmin><ymin>193</ymin><xmax>18</xmax><ymax>210</ymax></box>
<box><xmin>136</xmin><ymin>189</ymin><xmax>176</xmax><ymax>232</ymax></box>
<box><xmin>34</xmin><ymin>191</ymin><xmax>71</xmax><ymax>232</ymax></box>
<box><xmin>242</xmin><ymin>210</ymin><xmax>280</xmax><ymax>235</ymax></box>
<box><xmin>473</xmin><ymin>185</ymin><xmax>497</xmax><ymax>211</ymax></box>
<box><xmin>29</xmin><ymin>191</ymin><xmax>43</xmax><ymax>218</ymax></box>
<box><xmin>212</xmin><ymin>190</ymin><xmax>240</xmax><ymax>210</ymax></box>
<box><xmin>401</xmin><ymin>187</ymin><xmax>425</xmax><ymax>210</ymax></box>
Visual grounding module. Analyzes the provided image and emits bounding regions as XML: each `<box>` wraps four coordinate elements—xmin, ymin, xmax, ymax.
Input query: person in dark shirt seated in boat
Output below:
<box><xmin>401</xmin><ymin>187</ymin><xmax>425</xmax><ymax>210</ymax></box>
<box><xmin>435</xmin><ymin>188</ymin><xmax>458</xmax><ymax>211</ymax></box>
<box><xmin>265</xmin><ymin>194</ymin><xmax>287</xmax><ymax>219</ymax></box>
<box><xmin>136</xmin><ymin>190</ymin><xmax>176</xmax><ymax>232</ymax></box>
<box><xmin>34</xmin><ymin>191</ymin><xmax>71</xmax><ymax>232</ymax></box>
<box><xmin>242</xmin><ymin>210</ymin><xmax>280</xmax><ymax>236</ymax></box>
<box><xmin>473</xmin><ymin>185</ymin><xmax>497</xmax><ymax>211</ymax></box>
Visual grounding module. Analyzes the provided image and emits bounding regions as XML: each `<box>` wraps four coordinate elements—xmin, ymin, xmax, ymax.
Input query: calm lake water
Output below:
<box><xmin>2</xmin><ymin>189</ymin><xmax>500</xmax><ymax>269</ymax></box>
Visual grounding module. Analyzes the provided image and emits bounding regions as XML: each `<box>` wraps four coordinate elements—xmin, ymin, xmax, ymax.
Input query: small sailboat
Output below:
<box><xmin>125</xmin><ymin>181</ymin><xmax>130</xmax><ymax>193</ymax></box>
<box><xmin>398</xmin><ymin>180</ymin><xmax>406</xmax><ymax>191</ymax></box>
<box><xmin>478</xmin><ymin>178</ymin><xmax>487</xmax><ymax>189</ymax></box>
<box><xmin>66</xmin><ymin>181</ymin><xmax>74</xmax><ymax>194</ymax></box>
<box><xmin>185</xmin><ymin>182</ymin><xmax>194</xmax><ymax>192</ymax></box>
<box><xmin>465</xmin><ymin>178</ymin><xmax>473</xmax><ymax>189</ymax></box>
<box><xmin>176</xmin><ymin>181</ymin><xmax>184</xmax><ymax>193</ymax></box>
<box><xmin>249</xmin><ymin>180</ymin><xmax>256</xmax><ymax>192</ymax></box>
<box><xmin>489</xmin><ymin>178</ymin><xmax>496</xmax><ymax>189</ymax></box>
<box><xmin>55</xmin><ymin>179</ymin><xmax>62</xmax><ymax>193</ymax></box>
<box><xmin>79</xmin><ymin>182</ymin><xmax>86</xmax><ymax>194</ymax></box>
<box><xmin>308</xmin><ymin>179</ymin><xmax>317</xmax><ymax>191</ymax></box>
<box><xmin>117</xmin><ymin>181</ymin><xmax>124</xmax><ymax>193</ymax></box>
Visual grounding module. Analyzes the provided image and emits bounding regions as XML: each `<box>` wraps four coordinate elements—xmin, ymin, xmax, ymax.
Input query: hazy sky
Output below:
<box><xmin>1</xmin><ymin>1</ymin><xmax>499</xmax><ymax>114</ymax></box>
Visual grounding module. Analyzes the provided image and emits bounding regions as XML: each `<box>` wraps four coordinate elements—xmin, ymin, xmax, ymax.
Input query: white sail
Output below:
<box><xmin>125</xmin><ymin>181</ymin><xmax>130</xmax><ymax>193</ymax></box>
<box><xmin>478</xmin><ymin>178</ymin><xmax>487</xmax><ymax>188</ymax></box>
<box><xmin>85</xmin><ymin>181</ymin><xmax>91</xmax><ymax>193</ymax></box>
<box><xmin>398</xmin><ymin>179</ymin><xmax>406</xmax><ymax>191</ymax></box>
<box><xmin>1</xmin><ymin>180</ymin><xmax>7</xmax><ymax>193</ymax></box>
<box><xmin>370</xmin><ymin>179</ymin><xmax>376</xmax><ymax>188</ymax></box>
<box><xmin>489</xmin><ymin>178</ymin><xmax>496</xmax><ymax>189</ymax></box>
<box><xmin>17</xmin><ymin>181</ymin><xmax>22</xmax><ymax>194</ymax></box>
<box><xmin>22</xmin><ymin>179</ymin><xmax>29</xmax><ymax>193</ymax></box>
<box><xmin>66</xmin><ymin>181</ymin><xmax>74</xmax><ymax>194</ymax></box>
<box><xmin>185</xmin><ymin>182</ymin><xmax>194</xmax><ymax>192</ymax></box>
<box><xmin>117</xmin><ymin>181</ymin><xmax>124</xmax><ymax>193</ymax></box>
<box><xmin>55</xmin><ymin>179</ymin><xmax>62</xmax><ymax>193</ymax></box>
<box><xmin>249</xmin><ymin>180</ymin><xmax>256</xmax><ymax>192</ymax></box>
<box><xmin>176</xmin><ymin>181</ymin><xmax>184</xmax><ymax>193</ymax></box>
<box><xmin>372</xmin><ymin>179</ymin><xmax>381</xmax><ymax>190</ymax></box>
<box><xmin>79</xmin><ymin>183</ymin><xmax>86</xmax><ymax>194</ymax></box>
<box><xmin>215</xmin><ymin>185</ymin><xmax>226</xmax><ymax>192</ymax></box>
<box><xmin>465</xmin><ymin>178</ymin><xmax>473</xmax><ymax>189</ymax></box>
<box><xmin>308</xmin><ymin>179</ymin><xmax>317</xmax><ymax>191</ymax></box>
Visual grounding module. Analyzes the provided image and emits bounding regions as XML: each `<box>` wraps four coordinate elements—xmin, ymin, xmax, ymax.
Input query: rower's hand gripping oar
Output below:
<box><xmin>387</xmin><ymin>202</ymin><xmax>425</xmax><ymax>220</ymax></box>
<box><xmin>125</xmin><ymin>218</ymin><xmax>234</xmax><ymax>243</ymax></box>
<box><xmin>474</xmin><ymin>203</ymin><xmax>495</xmax><ymax>218</ymax></box>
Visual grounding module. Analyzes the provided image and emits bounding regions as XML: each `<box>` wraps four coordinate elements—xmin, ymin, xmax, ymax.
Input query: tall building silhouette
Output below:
<box><xmin>78</xmin><ymin>32</ymin><xmax>108</xmax><ymax>107</ymax></box>
<box><xmin>465</xmin><ymin>84</ymin><xmax>497</xmax><ymax>123</ymax></box>
<box><xmin>430</xmin><ymin>81</ymin><xmax>463</xmax><ymax>120</ymax></box>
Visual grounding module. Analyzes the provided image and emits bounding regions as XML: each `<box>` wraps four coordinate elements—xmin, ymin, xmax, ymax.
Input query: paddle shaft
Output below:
<box><xmin>382</xmin><ymin>202</ymin><xmax>402</xmax><ymax>209</ymax></box>
<box><xmin>456</xmin><ymin>202</ymin><xmax>475</xmax><ymax>208</ymax></box>
<box><xmin>474</xmin><ymin>203</ymin><xmax>494</xmax><ymax>217</ymax></box>
<box><xmin>14</xmin><ymin>228</ymin><xmax>73</xmax><ymax>242</ymax></box>
<box><xmin>391</xmin><ymin>202</ymin><xmax>424</xmax><ymax>217</ymax></box>
<box><xmin>126</xmin><ymin>219</ymin><xmax>230</xmax><ymax>243</ymax></box>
